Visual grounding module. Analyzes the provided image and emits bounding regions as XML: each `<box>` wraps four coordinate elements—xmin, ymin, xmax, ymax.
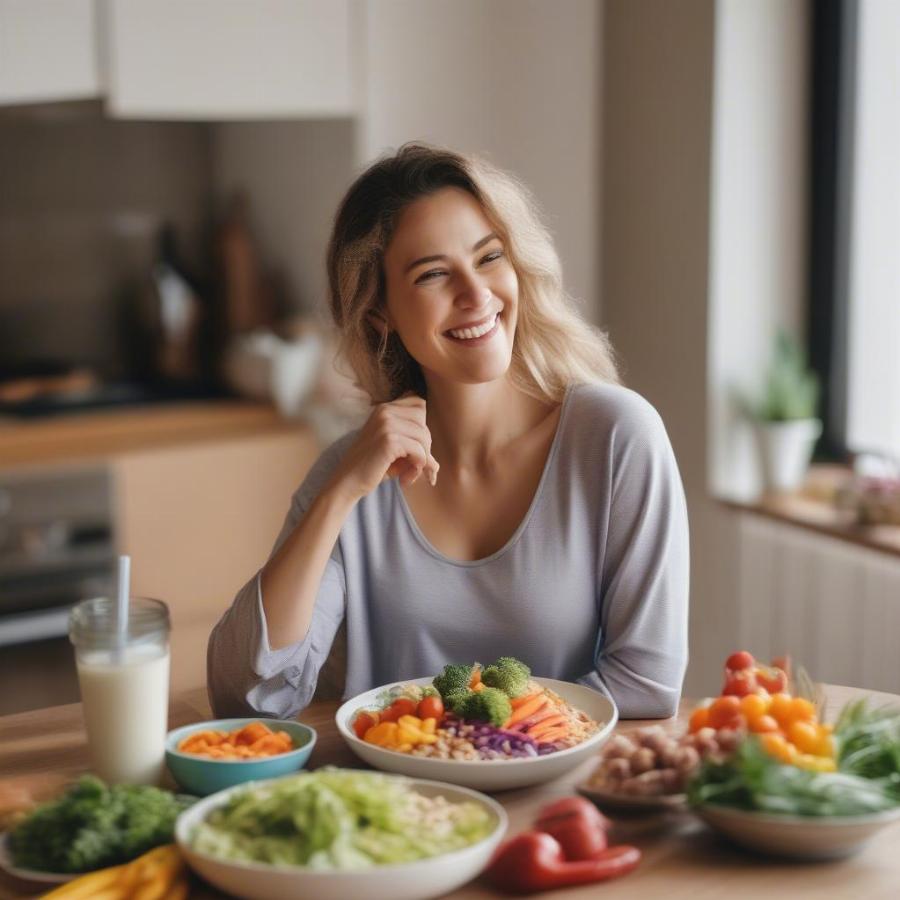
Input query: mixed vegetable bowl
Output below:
<box><xmin>349</xmin><ymin>657</ymin><xmax>602</xmax><ymax>762</ymax></box>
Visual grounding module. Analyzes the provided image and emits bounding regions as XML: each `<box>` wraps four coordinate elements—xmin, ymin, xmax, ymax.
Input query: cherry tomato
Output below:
<box><xmin>708</xmin><ymin>695</ymin><xmax>742</xmax><ymax>729</ymax></box>
<box><xmin>380</xmin><ymin>698</ymin><xmax>417</xmax><ymax>722</ymax></box>
<box><xmin>740</xmin><ymin>693</ymin><xmax>770</xmax><ymax>719</ymax></box>
<box><xmin>768</xmin><ymin>692</ymin><xmax>794</xmax><ymax>725</ymax></box>
<box><xmin>417</xmin><ymin>695</ymin><xmax>445</xmax><ymax>721</ymax></box>
<box><xmin>748</xmin><ymin>714</ymin><xmax>780</xmax><ymax>734</ymax></box>
<box><xmin>722</xmin><ymin>669</ymin><xmax>758</xmax><ymax>697</ymax></box>
<box><xmin>725</xmin><ymin>651</ymin><xmax>755</xmax><ymax>671</ymax></box>
<box><xmin>352</xmin><ymin>711</ymin><xmax>379</xmax><ymax>739</ymax></box>
<box><xmin>787</xmin><ymin>697</ymin><xmax>817</xmax><ymax>724</ymax></box>
<box><xmin>756</xmin><ymin>666</ymin><xmax>788</xmax><ymax>694</ymax></box>
<box><xmin>689</xmin><ymin>706</ymin><xmax>710</xmax><ymax>733</ymax></box>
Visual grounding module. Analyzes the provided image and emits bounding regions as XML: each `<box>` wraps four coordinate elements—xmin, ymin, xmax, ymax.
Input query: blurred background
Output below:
<box><xmin>1</xmin><ymin>0</ymin><xmax>898</xmax><ymax>714</ymax></box>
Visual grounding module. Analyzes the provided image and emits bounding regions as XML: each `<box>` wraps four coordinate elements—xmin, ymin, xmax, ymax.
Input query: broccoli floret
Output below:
<box><xmin>8</xmin><ymin>775</ymin><xmax>194</xmax><ymax>874</ymax></box>
<box><xmin>432</xmin><ymin>663</ymin><xmax>476</xmax><ymax>700</ymax></box>
<box><xmin>481</xmin><ymin>656</ymin><xmax>531</xmax><ymax>698</ymax></box>
<box><xmin>454</xmin><ymin>687</ymin><xmax>513</xmax><ymax>727</ymax></box>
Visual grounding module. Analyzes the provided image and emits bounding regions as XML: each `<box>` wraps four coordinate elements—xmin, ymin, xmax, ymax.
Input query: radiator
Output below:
<box><xmin>736</xmin><ymin>514</ymin><xmax>900</xmax><ymax>694</ymax></box>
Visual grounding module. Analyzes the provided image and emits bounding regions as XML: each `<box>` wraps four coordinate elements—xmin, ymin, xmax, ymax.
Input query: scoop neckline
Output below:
<box><xmin>392</xmin><ymin>385</ymin><xmax>575</xmax><ymax>568</ymax></box>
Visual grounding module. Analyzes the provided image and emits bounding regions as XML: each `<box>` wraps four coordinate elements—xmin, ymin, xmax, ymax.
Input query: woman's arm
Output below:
<box><xmin>207</xmin><ymin>395</ymin><xmax>439</xmax><ymax>717</ymax></box>
<box><xmin>577</xmin><ymin>393</ymin><xmax>689</xmax><ymax>718</ymax></box>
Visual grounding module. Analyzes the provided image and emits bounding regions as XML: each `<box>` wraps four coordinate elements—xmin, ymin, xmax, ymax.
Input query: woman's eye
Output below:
<box><xmin>414</xmin><ymin>269</ymin><xmax>447</xmax><ymax>284</ymax></box>
<box><xmin>479</xmin><ymin>249</ymin><xmax>504</xmax><ymax>266</ymax></box>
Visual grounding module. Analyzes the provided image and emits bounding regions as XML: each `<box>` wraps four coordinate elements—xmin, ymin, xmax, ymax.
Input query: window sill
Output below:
<box><xmin>719</xmin><ymin>466</ymin><xmax>900</xmax><ymax>560</ymax></box>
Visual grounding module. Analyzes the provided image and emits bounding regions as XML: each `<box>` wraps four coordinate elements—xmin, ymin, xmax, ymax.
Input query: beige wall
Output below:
<box><xmin>602</xmin><ymin>0</ymin><xmax>811</xmax><ymax>693</ymax></box>
<box><xmin>210</xmin><ymin>119</ymin><xmax>357</xmax><ymax>316</ymax></box>
<box><xmin>359</xmin><ymin>0</ymin><xmax>603</xmax><ymax>321</ymax></box>
<box><xmin>602</xmin><ymin>0</ymin><xmax>732</xmax><ymax>694</ymax></box>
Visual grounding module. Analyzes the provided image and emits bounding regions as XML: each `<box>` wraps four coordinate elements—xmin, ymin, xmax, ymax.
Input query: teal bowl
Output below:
<box><xmin>166</xmin><ymin>718</ymin><xmax>316</xmax><ymax>796</ymax></box>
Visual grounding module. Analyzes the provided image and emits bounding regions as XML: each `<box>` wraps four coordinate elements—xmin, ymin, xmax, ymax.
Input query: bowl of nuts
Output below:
<box><xmin>579</xmin><ymin>724</ymin><xmax>741</xmax><ymax>812</ymax></box>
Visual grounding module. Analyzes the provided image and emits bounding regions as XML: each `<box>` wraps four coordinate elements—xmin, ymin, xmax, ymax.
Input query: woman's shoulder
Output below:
<box><xmin>566</xmin><ymin>381</ymin><xmax>667</xmax><ymax>438</ymax></box>
<box><xmin>290</xmin><ymin>428</ymin><xmax>361</xmax><ymax>512</ymax></box>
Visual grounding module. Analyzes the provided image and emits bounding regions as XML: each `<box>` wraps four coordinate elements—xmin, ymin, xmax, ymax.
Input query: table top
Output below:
<box><xmin>1</xmin><ymin>684</ymin><xmax>899</xmax><ymax>899</ymax></box>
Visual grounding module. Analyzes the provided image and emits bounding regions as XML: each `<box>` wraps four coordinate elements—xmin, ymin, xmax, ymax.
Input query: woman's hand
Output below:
<box><xmin>327</xmin><ymin>394</ymin><xmax>439</xmax><ymax>502</ymax></box>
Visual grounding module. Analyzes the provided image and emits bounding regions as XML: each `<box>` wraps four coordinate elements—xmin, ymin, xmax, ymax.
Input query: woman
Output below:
<box><xmin>208</xmin><ymin>144</ymin><xmax>688</xmax><ymax>720</ymax></box>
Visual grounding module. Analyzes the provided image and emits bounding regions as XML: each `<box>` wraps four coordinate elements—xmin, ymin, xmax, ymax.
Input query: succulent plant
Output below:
<box><xmin>756</xmin><ymin>331</ymin><xmax>820</xmax><ymax>422</ymax></box>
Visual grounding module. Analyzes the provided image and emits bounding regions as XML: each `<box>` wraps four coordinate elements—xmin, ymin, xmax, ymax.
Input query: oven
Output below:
<box><xmin>0</xmin><ymin>467</ymin><xmax>115</xmax><ymax>713</ymax></box>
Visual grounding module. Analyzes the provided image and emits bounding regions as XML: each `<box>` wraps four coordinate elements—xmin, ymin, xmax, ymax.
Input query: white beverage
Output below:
<box><xmin>76</xmin><ymin>643</ymin><xmax>170</xmax><ymax>785</ymax></box>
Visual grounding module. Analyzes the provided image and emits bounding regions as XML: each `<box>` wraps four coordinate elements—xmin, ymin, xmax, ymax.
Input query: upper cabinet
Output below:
<box><xmin>104</xmin><ymin>0</ymin><xmax>356</xmax><ymax>119</ymax></box>
<box><xmin>0</xmin><ymin>0</ymin><xmax>101</xmax><ymax>105</ymax></box>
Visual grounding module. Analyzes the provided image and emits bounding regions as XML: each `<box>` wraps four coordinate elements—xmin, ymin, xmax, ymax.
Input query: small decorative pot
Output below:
<box><xmin>753</xmin><ymin>418</ymin><xmax>823</xmax><ymax>493</ymax></box>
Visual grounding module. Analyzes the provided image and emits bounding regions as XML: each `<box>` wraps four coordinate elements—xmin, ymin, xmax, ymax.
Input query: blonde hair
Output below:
<box><xmin>326</xmin><ymin>143</ymin><xmax>618</xmax><ymax>403</ymax></box>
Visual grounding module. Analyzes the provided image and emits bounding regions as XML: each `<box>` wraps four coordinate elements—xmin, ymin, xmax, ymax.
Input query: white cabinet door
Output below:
<box><xmin>105</xmin><ymin>0</ymin><xmax>354</xmax><ymax>119</ymax></box>
<box><xmin>0</xmin><ymin>0</ymin><xmax>100</xmax><ymax>105</ymax></box>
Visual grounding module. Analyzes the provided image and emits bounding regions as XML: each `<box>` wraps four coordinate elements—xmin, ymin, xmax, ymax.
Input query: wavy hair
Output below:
<box><xmin>326</xmin><ymin>143</ymin><xmax>618</xmax><ymax>403</ymax></box>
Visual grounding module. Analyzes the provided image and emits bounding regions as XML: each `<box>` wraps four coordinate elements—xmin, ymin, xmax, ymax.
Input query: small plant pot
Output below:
<box><xmin>753</xmin><ymin>418</ymin><xmax>822</xmax><ymax>494</ymax></box>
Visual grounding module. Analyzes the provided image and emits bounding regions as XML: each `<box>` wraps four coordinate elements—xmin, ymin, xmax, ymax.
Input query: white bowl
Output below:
<box><xmin>175</xmin><ymin>774</ymin><xmax>507</xmax><ymax>900</ymax></box>
<box><xmin>335</xmin><ymin>677</ymin><xmax>618</xmax><ymax>791</ymax></box>
<box><xmin>694</xmin><ymin>803</ymin><xmax>900</xmax><ymax>860</ymax></box>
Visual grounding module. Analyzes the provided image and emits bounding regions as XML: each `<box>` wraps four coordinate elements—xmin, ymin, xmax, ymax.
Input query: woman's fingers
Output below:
<box><xmin>381</xmin><ymin>415</ymin><xmax>438</xmax><ymax>486</ymax></box>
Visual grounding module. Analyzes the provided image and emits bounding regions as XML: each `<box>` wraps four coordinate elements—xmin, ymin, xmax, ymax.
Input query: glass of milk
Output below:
<box><xmin>69</xmin><ymin>596</ymin><xmax>170</xmax><ymax>785</ymax></box>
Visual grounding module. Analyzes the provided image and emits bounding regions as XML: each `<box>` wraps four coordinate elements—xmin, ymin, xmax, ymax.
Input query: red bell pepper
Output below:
<box><xmin>485</xmin><ymin>832</ymin><xmax>641</xmax><ymax>894</ymax></box>
<box><xmin>534</xmin><ymin>796</ymin><xmax>611</xmax><ymax>860</ymax></box>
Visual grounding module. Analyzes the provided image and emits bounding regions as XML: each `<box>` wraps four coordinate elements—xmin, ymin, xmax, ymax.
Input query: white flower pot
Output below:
<box><xmin>753</xmin><ymin>418</ymin><xmax>823</xmax><ymax>494</ymax></box>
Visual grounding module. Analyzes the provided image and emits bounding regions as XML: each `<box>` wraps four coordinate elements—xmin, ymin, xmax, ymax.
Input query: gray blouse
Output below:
<box><xmin>207</xmin><ymin>382</ymin><xmax>689</xmax><ymax>720</ymax></box>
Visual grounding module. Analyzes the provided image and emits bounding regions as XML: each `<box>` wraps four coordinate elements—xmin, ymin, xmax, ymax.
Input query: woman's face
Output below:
<box><xmin>381</xmin><ymin>187</ymin><xmax>519</xmax><ymax>388</ymax></box>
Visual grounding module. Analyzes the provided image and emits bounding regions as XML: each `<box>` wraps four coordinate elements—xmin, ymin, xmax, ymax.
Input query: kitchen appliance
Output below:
<box><xmin>0</xmin><ymin>467</ymin><xmax>115</xmax><ymax>714</ymax></box>
<box><xmin>0</xmin><ymin>467</ymin><xmax>115</xmax><ymax>644</ymax></box>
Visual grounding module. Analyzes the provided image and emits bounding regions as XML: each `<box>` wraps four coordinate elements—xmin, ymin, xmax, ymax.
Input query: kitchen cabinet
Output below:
<box><xmin>114</xmin><ymin>426</ymin><xmax>320</xmax><ymax>694</ymax></box>
<box><xmin>0</xmin><ymin>0</ymin><xmax>100</xmax><ymax>105</ymax></box>
<box><xmin>105</xmin><ymin>0</ymin><xmax>355</xmax><ymax>120</ymax></box>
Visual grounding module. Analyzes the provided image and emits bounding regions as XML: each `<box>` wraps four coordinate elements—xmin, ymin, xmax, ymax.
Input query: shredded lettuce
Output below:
<box><xmin>191</xmin><ymin>768</ymin><xmax>494</xmax><ymax>869</ymax></box>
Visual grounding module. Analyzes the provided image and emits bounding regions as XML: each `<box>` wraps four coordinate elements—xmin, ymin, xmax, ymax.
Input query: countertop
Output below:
<box><xmin>0</xmin><ymin>401</ymin><xmax>308</xmax><ymax>471</ymax></box>
<box><xmin>1</xmin><ymin>684</ymin><xmax>899</xmax><ymax>899</ymax></box>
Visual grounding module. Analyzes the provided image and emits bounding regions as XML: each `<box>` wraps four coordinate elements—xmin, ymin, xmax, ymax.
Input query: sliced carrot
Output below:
<box><xmin>504</xmin><ymin>694</ymin><xmax>549</xmax><ymax>728</ymax></box>
<box><xmin>469</xmin><ymin>668</ymin><xmax>482</xmax><ymax>689</ymax></box>
<box><xmin>232</xmin><ymin>722</ymin><xmax>271</xmax><ymax>746</ymax></box>
<box><xmin>509</xmin><ymin>691</ymin><xmax>544</xmax><ymax>710</ymax></box>
<box><xmin>534</xmin><ymin>727</ymin><xmax>569</xmax><ymax>744</ymax></box>
<box><xmin>525</xmin><ymin>714</ymin><xmax>568</xmax><ymax>736</ymax></box>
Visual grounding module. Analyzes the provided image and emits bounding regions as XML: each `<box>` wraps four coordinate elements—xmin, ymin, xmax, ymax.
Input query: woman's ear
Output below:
<box><xmin>367</xmin><ymin>309</ymin><xmax>392</xmax><ymax>336</ymax></box>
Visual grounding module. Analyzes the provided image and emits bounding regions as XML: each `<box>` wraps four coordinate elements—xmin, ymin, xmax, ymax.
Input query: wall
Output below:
<box><xmin>0</xmin><ymin>102</ymin><xmax>211</xmax><ymax>376</ymax></box>
<box><xmin>210</xmin><ymin>119</ymin><xmax>357</xmax><ymax>316</ymax></box>
<box><xmin>358</xmin><ymin>0</ymin><xmax>602</xmax><ymax>321</ymax></box>
<box><xmin>708</xmin><ymin>0</ymin><xmax>811</xmax><ymax>500</ymax></box>
<box><xmin>602</xmin><ymin>0</ymin><xmax>811</xmax><ymax>694</ymax></box>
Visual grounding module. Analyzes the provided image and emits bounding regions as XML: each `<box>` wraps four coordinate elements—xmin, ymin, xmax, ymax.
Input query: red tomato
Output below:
<box><xmin>379</xmin><ymin>706</ymin><xmax>401</xmax><ymax>723</ymax></box>
<box><xmin>722</xmin><ymin>669</ymin><xmax>758</xmax><ymax>697</ymax></box>
<box><xmin>417</xmin><ymin>696</ymin><xmax>445</xmax><ymax>720</ymax></box>
<box><xmin>390</xmin><ymin>698</ymin><xmax>418</xmax><ymax>717</ymax></box>
<box><xmin>756</xmin><ymin>666</ymin><xmax>788</xmax><ymax>694</ymax></box>
<box><xmin>352</xmin><ymin>711</ymin><xmax>378</xmax><ymax>739</ymax></box>
<box><xmin>708</xmin><ymin>695</ymin><xmax>742</xmax><ymax>729</ymax></box>
<box><xmin>725</xmin><ymin>651</ymin><xmax>755</xmax><ymax>671</ymax></box>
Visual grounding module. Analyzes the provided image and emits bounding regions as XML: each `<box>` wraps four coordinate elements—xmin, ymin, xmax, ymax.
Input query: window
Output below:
<box><xmin>809</xmin><ymin>0</ymin><xmax>900</xmax><ymax>462</ymax></box>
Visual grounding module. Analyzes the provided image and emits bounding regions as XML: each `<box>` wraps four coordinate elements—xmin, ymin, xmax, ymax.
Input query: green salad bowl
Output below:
<box><xmin>166</xmin><ymin>718</ymin><xmax>316</xmax><ymax>796</ymax></box>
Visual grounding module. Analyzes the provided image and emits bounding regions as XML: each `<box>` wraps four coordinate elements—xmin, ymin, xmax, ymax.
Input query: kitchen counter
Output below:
<box><xmin>1</xmin><ymin>683</ymin><xmax>899</xmax><ymax>899</ymax></box>
<box><xmin>0</xmin><ymin>401</ymin><xmax>307</xmax><ymax>471</ymax></box>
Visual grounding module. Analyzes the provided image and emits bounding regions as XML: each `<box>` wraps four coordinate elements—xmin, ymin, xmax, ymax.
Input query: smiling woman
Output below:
<box><xmin>207</xmin><ymin>144</ymin><xmax>689</xmax><ymax>721</ymax></box>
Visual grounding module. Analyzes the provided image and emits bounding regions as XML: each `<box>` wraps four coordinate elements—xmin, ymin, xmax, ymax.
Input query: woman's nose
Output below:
<box><xmin>455</xmin><ymin>275</ymin><xmax>492</xmax><ymax>310</ymax></box>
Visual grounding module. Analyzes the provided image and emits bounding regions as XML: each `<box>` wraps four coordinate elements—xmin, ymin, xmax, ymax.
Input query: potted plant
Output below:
<box><xmin>751</xmin><ymin>331</ymin><xmax>822</xmax><ymax>494</ymax></box>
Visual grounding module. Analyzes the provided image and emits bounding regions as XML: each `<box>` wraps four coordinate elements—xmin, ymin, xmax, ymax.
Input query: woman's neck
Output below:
<box><xmin>423</xmin><ymin>377</ymin><xmax>554</xmax><ymax>472</ymax></box>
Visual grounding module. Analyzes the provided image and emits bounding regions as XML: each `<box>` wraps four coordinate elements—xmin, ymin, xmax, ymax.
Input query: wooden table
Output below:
<box><xmin>2</xmin><ymin>685</ymin><xmax>899</xmax><ymax>899</ymax></box>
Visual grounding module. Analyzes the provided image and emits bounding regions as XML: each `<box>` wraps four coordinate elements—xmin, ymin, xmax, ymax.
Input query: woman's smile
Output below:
<box><xmin>444</xmin><ymin>310</ymin><xmax>502</xmax><ymax>343</ymax></box>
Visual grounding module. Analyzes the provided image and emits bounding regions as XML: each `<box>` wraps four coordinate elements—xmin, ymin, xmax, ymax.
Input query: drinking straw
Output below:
<box><xmin>115</xmin><ymin>555</ymin><xmax>130</xmax><ymax>661</ymax></box>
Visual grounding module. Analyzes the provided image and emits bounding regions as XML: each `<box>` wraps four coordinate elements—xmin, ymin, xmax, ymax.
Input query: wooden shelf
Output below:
<box><xmin>0</xmin><ymin>401</ymin><xmax>305</xmax><ymax>470</ymax></box>
<box><xmin>720</xmin><ymin>492</ymin><xmax>900</xmax><ymax>559</ymax></box>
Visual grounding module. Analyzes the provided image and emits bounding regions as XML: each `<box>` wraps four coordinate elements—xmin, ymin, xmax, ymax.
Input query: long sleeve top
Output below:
<box><xmin>207</xmin><ymin>382</ymin><xmax>690</xmax><ymax>720</ymax></box>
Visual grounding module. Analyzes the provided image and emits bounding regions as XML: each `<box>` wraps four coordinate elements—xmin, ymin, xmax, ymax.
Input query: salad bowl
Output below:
<box><xmin>693</xmin><ymin>803</ymin><xmax>900</xmax><ymax>860</ymax></box>
<box><xmin>336</xmin><ymin>676</ymin><xmax>618</xmax><ymax>791</ymax></box>
<box><xmin>175</xmin><ymin>773</ymin><xmax>508</xmax><ymax>900</ymax></box>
